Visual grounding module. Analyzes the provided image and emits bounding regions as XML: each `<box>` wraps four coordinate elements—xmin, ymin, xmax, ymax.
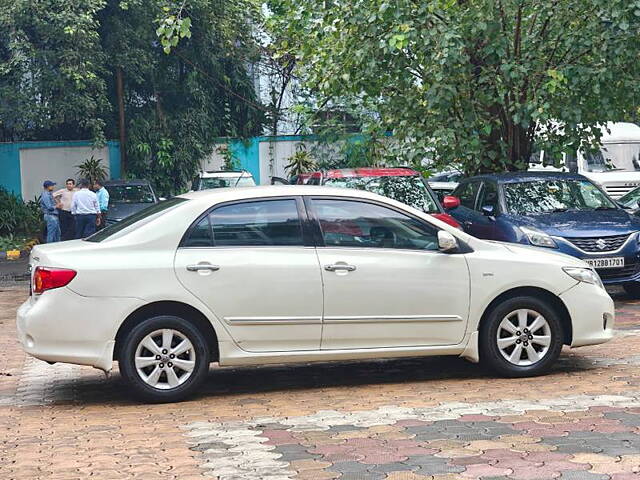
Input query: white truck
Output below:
<box><xmin>529</xmin><ymin>122</ymin><xmax>640</xmax><ymax>199</ymax></box>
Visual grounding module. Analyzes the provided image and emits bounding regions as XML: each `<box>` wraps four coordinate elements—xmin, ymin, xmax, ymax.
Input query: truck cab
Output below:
<box><xmin>529</xmin><ymin>122</ymin><xmax>640</xmax><ymax>199</ymax></box>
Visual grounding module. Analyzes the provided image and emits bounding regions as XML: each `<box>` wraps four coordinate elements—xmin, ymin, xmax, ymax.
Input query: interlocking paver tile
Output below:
<box><xmin>4</xmin><ymin>288</ymin><xmax>640</xmax><ymax>479</ymax></box>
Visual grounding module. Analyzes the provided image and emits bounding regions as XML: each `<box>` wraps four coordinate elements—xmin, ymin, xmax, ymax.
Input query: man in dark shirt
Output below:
<box><xmin>39</xmin><ymin>180</ymin><xmax>60</xmax><ymax>243</ymax></box>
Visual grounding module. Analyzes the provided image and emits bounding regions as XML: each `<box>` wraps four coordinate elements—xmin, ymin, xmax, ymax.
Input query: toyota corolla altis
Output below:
<box><xmin>18</xmin><ymin>186</ymin><xmax>614</xmax><ymax>402</ymax></box>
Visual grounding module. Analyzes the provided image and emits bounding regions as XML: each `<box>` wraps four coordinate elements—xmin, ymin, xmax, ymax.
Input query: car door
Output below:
<box><xmin>449</xmin><ymin>180</ymin><xmax>483</xmax><ymax>234</ymax></box>
<box><xmin>470</xmin><ymin>181</ymin><xmax>499</xmax><ymax>239</ymax></box>
<box><xmin>307</xmin><ymin>197</ymin><xmax>470</xmax><ymax>350</ymax></box>
<box><xmin>174</xmin><ymin>197</ymin><xmax>323</xmax><ymax>352</ymax></box>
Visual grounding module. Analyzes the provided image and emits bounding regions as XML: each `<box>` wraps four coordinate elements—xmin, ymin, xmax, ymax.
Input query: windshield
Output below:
<box><xmin>619</xmin><ymin>187</ymin><xmax>640</xmax><ymax>208</ymax></box>
<box><xmin>87</xmin><ymin>198</ymin><xmax>187</xmax><ymax>242</ymax></box>
<box><xmin>108</xmin><ymin>185</ymin><xmax>155</xmax><ymax>204</ymax></box>
<box><xmin>585</xmin><ymin>142</ymin><xmax>640</xmax><ymax>172</ymax></box>
<box><xmin>430</xmin><ymin>171</ymin><xmax>462</xmax><ymax>182</ymax></box>
<box><xmin>503</xmin><ymin>179</ymin><xmax>616</xmax><ymax>215</ymax></box>
<box><xmin>324</xmin><ymin>175</ymin><xmax>440</xmax><ymax>213</ymax></box>
<box><xmin>199</xmin><ymin>175</ymin><xmax>256</xmax><ymax>189</ymax></box>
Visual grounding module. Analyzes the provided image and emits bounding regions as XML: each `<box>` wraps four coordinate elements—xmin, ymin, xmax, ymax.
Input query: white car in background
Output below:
<box><xmin>191</xmin><ymin>170</ymin><xmax>256</xmax><ymax>190</ymax></box>
<box><xmin>17</xmin><ymin>186</ymin><xmax>614</xmax><ymax>402</ymax></box>
<box><xmin>428</xmin><ymin>169</ymin><xmax>463</xmax><ymax>200</ymax></box>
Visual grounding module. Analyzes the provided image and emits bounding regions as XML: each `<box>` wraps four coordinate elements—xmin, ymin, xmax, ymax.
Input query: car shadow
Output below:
<box><xmin>36</xmin><ymin>351</ymin><xmax>603</xmax><ymax>407</ymax></box>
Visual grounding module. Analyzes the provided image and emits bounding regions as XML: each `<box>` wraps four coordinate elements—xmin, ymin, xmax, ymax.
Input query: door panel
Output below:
<box><xmin>174</xmin><ymin>198</ymin><xmax>323</xmax><ymax>352</ymax></box>
<box><xmin>175</xmin><ymin>247</ymin><xmax>323</xmax><ymax>352</ymax></box>
<box><xmin>308</xmin><ymin>198</ymin><xmax>470</xmax><ymax>350</ymax></box>
<box><xmin>318</xmin><ymin>248</ymin><xmax>470</xmax><ymax>349</ymax></box>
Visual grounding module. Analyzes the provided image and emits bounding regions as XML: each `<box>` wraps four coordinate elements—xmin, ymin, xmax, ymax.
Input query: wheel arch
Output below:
<box><xmin>114</xmin><ymin>301</ymin><xmax>219</xmax><ymax>362</ymax></box>
<box><xmin>478</xmin><ymin>286</ymin><xmax>572</xmax><ymax>345</ymax></box>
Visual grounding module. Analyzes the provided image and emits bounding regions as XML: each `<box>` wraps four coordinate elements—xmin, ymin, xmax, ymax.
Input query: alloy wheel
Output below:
<box><xmin>134</xmin><ymin>329</ymin><xmax>196</xmax><ymax>390</ymax></box>
<box><xmin>496</xmin><ymin>309</ymin><xmax>552</xmax><ymax>366</ymax></box>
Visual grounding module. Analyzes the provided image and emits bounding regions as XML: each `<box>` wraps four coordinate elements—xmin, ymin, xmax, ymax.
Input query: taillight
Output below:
<box><xmin>431</xmin><ymin>213</ymin><xmax>463</xmax><ymax>230</ymax></box>
<box><xmin>33</xmin><ymin>267</ymin><xmax>77</xmax><ymax>294</ymax></box>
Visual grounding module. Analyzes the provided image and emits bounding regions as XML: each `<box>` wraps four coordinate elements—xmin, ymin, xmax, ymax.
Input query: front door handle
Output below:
<box><xmin>186</xmin><ymin>264</ymin><xmax>220</xmax><ymax>272</ymax></box>
<box><xmin>325</xmin><ymin>264</ymin><xmax>356</xmax><ymax>272</ymax></box>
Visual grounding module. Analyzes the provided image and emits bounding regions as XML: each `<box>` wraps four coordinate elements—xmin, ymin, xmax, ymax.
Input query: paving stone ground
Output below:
<box><xmin>1</xmin><ymin>286</ymin><xmax>640</xmax><ymax>479</ymax></box>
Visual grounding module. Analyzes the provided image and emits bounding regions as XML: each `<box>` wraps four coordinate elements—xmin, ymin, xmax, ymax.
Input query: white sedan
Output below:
<box><xmin>17</xmin><ymin>186</ymin><xmax>614</xmax><ymax>402</ymax></box>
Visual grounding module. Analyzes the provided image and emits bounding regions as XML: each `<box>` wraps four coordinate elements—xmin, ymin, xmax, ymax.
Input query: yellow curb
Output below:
<box><xmin>6</xmin><ymin>250</ymin><xmax>20</xmax><ymax>260</ymax></box>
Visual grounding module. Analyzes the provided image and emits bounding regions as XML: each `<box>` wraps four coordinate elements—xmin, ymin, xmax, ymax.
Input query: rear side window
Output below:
<box><xmin>183</xmin><ymin>199</ymin><xmax>303</xmax><ymax>247</ymax></box>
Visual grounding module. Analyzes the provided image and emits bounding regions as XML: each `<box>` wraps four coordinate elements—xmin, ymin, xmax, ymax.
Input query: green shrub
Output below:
<box><xmin>0</xmin><ymin>187</ymin><xmax>43</xmax><ymax>239</ymax></box>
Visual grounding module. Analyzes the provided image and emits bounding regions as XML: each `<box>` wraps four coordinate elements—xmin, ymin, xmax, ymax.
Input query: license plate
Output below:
<box><xmin>584</xmin><ymin>257</ymin><xmax>625</xmax><ymax>269</ymax></box>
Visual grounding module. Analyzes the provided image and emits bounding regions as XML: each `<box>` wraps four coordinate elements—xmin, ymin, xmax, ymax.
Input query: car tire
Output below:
<box><xmin>119</xmin><ymin>315</ymin><xmax>210</xmax><ymax>403</ymax></box>
<box><xmin>479</xmin><ymin>296</ymin><xmax>564</xmax><ymax>377</ymax></box>
<box><xmin>623</xmin><ymin>282</ymin><xmax>640</xmax><ymax>299</ymax></box>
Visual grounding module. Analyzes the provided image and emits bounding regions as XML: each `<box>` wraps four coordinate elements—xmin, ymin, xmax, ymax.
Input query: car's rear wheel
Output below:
<box><xmin>480</xmin><ymin>296</ymin><xmax>563</xmax><ymax>377</ymax></box>
<box><xmin>119</xmin><ymin>315</ymin><xmax>210</xmax><ymax>403</ymax></box>
<box><xmin>623</xmin><ymin>282</ymin><xmax>640</xmax><ymax>299</ymax></box>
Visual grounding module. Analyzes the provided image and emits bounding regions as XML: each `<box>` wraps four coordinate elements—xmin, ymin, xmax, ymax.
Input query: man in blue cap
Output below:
<box><xmin>39</xmin><ymin>180</ymin><xmax>61</xmax><ymax>243</ymax></box>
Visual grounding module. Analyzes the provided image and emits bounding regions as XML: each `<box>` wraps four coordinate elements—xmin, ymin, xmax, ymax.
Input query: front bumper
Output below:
<box><xmin>16</xmin><ymin>287</ymin><xmax>144</xmax><ymax>371</ymax></box>
<box><xmin>559</xmin><ymin>281</ymin><xmax>615</xmax><ymax>348</ymax></box>
<box><xmin>554</xmin><ymin>235</ymin><xmax>640</xmax><ymax>285</ymax></box>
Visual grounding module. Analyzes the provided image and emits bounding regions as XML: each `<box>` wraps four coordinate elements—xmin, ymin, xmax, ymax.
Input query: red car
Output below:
<box><xmin>306</xmin><ymin>168</ymin><xmax>461</xmax><ymax>228</ymax></box>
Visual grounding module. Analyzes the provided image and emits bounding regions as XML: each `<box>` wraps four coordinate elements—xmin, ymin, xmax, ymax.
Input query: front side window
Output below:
<box><xmin>312</xmin><ymin>199</ymin><xmax>439</xmax><ymax>251</ymax></box>
<box><xmin>477</xmin><ymin>182</ymin><xmax>499</xmax><ymax>212</ymax></box>
<box><xmin>585</xmin><ymin>143</ymin><xmax>640</xmax><ymax>172</ymax></box>
<box><xmin>503</xmin><ymin>180</ymin><xmax>616</xmax><ymax>215</ymax></box>
<box><xmin>454</xmin><ymin>181</ymin><xmax>481</xmax><ymax>209</ymax></box>
<box><xmin>323</xmin><ymin>176</ymin><xmax>439</xmax><ymax>213</ymax></box>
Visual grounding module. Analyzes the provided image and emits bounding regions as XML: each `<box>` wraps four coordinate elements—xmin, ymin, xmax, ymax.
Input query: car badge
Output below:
<box><xmin>595</xmin><ymin>239</ymin><xmax>607</xmax><ymax>250</ymax></box>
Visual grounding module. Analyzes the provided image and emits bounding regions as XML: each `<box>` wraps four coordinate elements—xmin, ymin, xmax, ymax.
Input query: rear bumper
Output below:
<box><xmin>16</xmin><ymin>287</ymin><xmax>144</xmax><ymax>371</ymax></box>
<box><xmin>559</xmin><ymin>282</ymin><xmax>615</xmax><ymax>348</ymax></box>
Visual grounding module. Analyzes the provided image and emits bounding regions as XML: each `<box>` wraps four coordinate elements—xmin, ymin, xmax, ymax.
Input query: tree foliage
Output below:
<box><xmin>269</xmin><ymin>0</ymin><xmax>640</xmax><ymax>174</ymax></box>
<box><xmin>0</xmin><ymin>0</ymin><xmax>265</xmax><ymax>195</ymax></box>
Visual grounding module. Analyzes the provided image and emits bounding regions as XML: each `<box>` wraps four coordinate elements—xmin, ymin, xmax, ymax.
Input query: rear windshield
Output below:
<box><xmin>86</xmin><ymin>198</ymin><xmax>188</xmax><ymax>242</ymax></box>
<box><xmin>324</xmin><ymin>175</ymin><xmax>440</xmax><ymax>213</ymax></box>
<box><xmin>199</xmin><ymin>176</ymin><xmax>256</xmax><ymax>189</ymax></box>
<box><xmin>108</xmin><ymin>184</ymin><xmax>155</xmax><ymax>203</ymax></box>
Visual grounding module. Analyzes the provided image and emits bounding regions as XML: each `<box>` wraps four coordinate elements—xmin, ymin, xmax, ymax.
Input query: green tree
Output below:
<box><xmin>268</xmin><ymin>0</ymin><xmax>640</xmax><ymax>174</ymax></box>
<box><xmin>0</xmin><ymin>0</ymin><xmax>266</xmax><ymax>195</ymax></box>
<box><xmin>0</xmin><ymin>0</ymin><xmax>109</xmax><ymax>142</ymax></box>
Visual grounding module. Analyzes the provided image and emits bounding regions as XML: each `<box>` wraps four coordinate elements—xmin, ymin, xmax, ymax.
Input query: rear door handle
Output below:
<box><xmin>325</xmin><ymin>264</ymin><xmax>356</xmax><ymax>272</ymax></box>
<box><xmin>186</xmin><ymin>264</ymin><xmax>220</xmax><ymax>272</ymax></box>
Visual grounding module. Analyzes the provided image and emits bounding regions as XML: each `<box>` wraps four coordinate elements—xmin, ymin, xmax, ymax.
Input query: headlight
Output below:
<box><xmin>520</xmin><ymin>226</ymin><xmax>557</xmax><ymax>248</ymax></box>
<box><xmin>563</xmin><ymin>267</ymin><xmax>604</xmax><ymax>289</ymax></box>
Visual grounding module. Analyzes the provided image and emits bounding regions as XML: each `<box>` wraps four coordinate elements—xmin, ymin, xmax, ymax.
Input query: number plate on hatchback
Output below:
<box><xmin>584</xmin><ymin>257</ymin><xmax>624</xmax><ymax>269</ymax></box>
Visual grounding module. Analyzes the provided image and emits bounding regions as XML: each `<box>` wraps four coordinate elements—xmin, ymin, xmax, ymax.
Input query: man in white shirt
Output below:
<box><xmin>71</xmin><ymin>178</ymin><xmax>100</xmax><ymax>239</ymax></box>
<box><xmin>54</xmin><ymin>178</ymin><xmax>78</xmax><ymax>240</ymax></box>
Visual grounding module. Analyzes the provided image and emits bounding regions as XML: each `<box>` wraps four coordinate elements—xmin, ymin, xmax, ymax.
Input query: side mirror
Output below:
<box><xmin>481</xmin><ymin>204</ymin><xmax>495</xmax><ymax>216</ymax></box>
<box><xmin>442</xmin><ymin>195</ymin><xmax>461</xmax><ymax>209</ymax></box>
<box><xmin>437</xmin><ymin>230</ymin><xmax>459</xmax><ymax>253</ymax></box>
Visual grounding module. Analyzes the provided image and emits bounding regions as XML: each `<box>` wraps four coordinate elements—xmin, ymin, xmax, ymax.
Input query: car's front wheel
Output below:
<box><xmin>119</xmin><ymin>315</ymin><xmax>210</xmax><ymax>403</ymax></box>
<box><xmin>480</xmin><ymin>296</ymin><xmax>564</xmax><ymax>377</ymax></box>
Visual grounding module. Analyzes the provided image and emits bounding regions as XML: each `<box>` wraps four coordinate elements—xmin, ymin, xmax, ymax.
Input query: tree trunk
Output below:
<box><xmin>115</xmin><ymin>66</ymin><xmax>127</xmax><ymax>176</ymax></box>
